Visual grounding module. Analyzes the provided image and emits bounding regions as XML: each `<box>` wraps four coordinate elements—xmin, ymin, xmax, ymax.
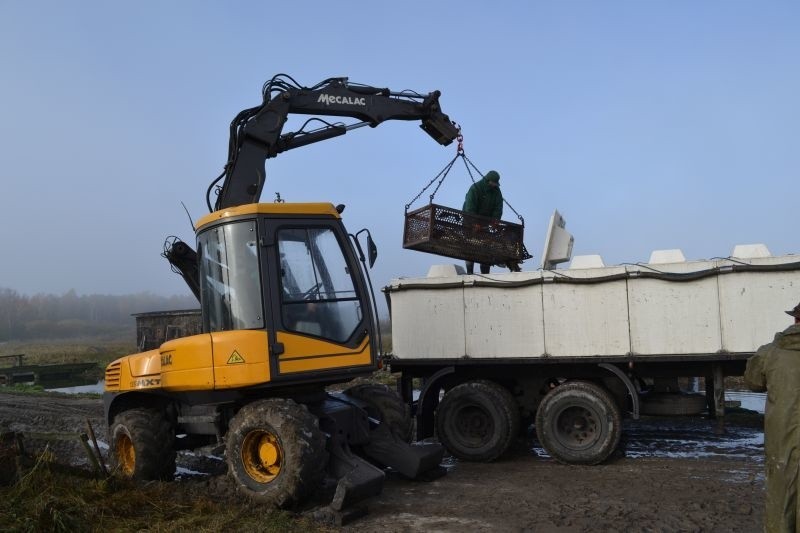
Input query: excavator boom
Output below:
<box><xmin>169</xmin><ymin>76</ymin><xmax>457</xmax><ymax>303</ymax></box>
<box><xmin>211</xmin><ymin>76</ymin><xmax>458</xmax><ymax>211</ymax></box>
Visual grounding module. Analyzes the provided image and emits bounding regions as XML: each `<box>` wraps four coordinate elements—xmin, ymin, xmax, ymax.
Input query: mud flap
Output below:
<box><xmin>326</xmin><ymin>432</ymin><xmax>385</xmax><ymax>511</ymax></box>
<box><xmin>363</xmin><ymin>423</ymin><xmax>445</xmax><ymax>479</ymax></box>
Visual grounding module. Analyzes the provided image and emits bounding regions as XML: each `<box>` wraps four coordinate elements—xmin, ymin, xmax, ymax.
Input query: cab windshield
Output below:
<box><xmin>198</xmin><ymin>220</ymin><xmax>264</xmax><ymax>332</ymax></box>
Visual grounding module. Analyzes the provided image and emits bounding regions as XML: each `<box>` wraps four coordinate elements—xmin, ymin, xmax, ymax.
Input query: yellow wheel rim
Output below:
<box><xmin>116</xmin><ymin>433</ymin><xmax>136</xmax><ymax>477</ymax></box>
<box><xmin>241</xmin><ymin>430</ymin><xmax>282</xmax><ymax>483</ymax></box>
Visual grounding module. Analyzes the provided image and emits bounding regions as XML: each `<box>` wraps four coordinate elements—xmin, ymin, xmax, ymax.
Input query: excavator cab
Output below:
<box><xmin>194</xmin><ymin>202</ymin><xmax>379</xmax><ymax>386</ymax></box>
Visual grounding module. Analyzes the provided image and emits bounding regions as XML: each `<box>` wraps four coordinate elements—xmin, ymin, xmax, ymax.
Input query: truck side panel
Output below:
<box><xmin>388</xmin><ymin>255</ymin><xmax>800</xmax><ymax>360</ymax></box>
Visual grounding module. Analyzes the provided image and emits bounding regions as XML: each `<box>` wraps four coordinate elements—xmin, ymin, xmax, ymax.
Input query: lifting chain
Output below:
<box><xmin>404</xmin><ymin>153</ymin><xmax>459</xmax><ymax>212</ymax></box>
<box><xmin>404</xmin><ymin>125</ymin><xmax>526</xmax><ymax>227</ymax></box>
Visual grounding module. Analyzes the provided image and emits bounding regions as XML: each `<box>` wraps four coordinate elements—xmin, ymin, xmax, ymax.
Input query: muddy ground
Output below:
<box><xmin>0</xmin><ymin>391</ymin><xmax>765</xmax><ymax>532</ymax></box>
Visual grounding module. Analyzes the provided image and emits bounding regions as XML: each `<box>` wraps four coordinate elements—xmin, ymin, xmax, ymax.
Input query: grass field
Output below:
<box><xmin>0</xmin><ymin>338</ymin><xmax>136</xmax><ymax>368</ymax></box>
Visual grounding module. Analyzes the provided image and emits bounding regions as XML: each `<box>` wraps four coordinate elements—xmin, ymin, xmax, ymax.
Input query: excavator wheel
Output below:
<box><xmin>226</xmin><ymin>398</ymin><xmax>327</xmax><ymax>508</ymax></box>
<box><xmin>436</xmin><ymin>379</ymin><xmax>520</xmax><ymax>462</ymax></box>
<box><xmin>344</xmin><ymin>383</ymin><xmax>414</xmax><ymax>443</ymax></box>
<box><xmin>109</xmin><ymin>407</ymin><xmax>176</xmax><ymax>480</ymax></box>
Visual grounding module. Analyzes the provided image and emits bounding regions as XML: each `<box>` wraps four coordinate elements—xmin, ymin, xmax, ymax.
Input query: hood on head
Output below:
<box><xmin>483</xmin><ymin>170</ymin><xmax>500</xmax><ymax>184</ymax></box>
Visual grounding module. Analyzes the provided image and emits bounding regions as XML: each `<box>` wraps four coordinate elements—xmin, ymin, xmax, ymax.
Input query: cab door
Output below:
<box><xmin>265</xmin><ymin>222</ymin><xmax>376</xmax><ymax>379</ymax></box>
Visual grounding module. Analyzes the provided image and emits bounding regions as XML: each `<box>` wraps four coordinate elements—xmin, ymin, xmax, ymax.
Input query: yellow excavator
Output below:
<box><xmin>103</xmin><ymin>75</ymin><xmax>458</xmax><ymax>511</ymax></box>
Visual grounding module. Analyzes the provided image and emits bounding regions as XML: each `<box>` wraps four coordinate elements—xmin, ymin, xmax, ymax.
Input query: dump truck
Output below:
<box><xmin>386</xmin><ymin>212</ymin><xmax>800</xmax><ymax>464</ymax></box>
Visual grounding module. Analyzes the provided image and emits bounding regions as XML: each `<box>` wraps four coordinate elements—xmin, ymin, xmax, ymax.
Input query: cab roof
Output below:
<box><xmin>195</xmin><ymin>202</ymin><xmax>341</xmax><ymax>231</ymax></box>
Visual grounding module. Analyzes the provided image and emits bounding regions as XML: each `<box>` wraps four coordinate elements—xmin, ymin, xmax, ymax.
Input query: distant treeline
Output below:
<box><xmin>0</xmin><ymin>288</ymin><xmax>198</xmax><ymax>341</ymax></box>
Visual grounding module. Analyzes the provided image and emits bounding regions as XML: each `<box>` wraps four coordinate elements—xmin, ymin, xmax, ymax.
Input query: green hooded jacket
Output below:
<box><xmin>463</xmin><ymin>171</ymin><xmax>503</xmax><ymax>219</ymax></box>
<box><xmin>745</xmin><ymin>323</ymin><xmax>800</xmax><ymax>533</ymax></box>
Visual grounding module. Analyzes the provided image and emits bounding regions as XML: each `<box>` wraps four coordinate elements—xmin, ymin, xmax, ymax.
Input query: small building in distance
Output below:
<box><xmin>133</xmin><ymin>309</ymin><xmax>202</xmax><ymax>351</ymax></box>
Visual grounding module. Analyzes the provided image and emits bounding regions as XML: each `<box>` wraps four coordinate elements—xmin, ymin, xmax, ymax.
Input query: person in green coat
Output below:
<box><xmin>462</xmin><ymin>170</ymin><xmax>503</xmax><ymax>275</ymax></box>
<box><xmin>745</xmin><ymin>302</ymin><xmax>800</xmax><ymax>533</ymax></box>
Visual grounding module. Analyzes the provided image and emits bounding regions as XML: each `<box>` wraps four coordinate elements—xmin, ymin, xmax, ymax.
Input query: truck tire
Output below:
<box><xmin>226</xmin><ymin>398</ymin><xmax>327</xmax><ymax>508</ymax></box>
<box><xmin>344</xmin><ymin>383</ymin><xmax>413</xmax><ymax>442</ymax></box>
<box><xmin>535</xmin><ymin>381</ymin><xmax>621</xmax><ymax>465</ymax></box>
<box><xmin>436</xmin><ymin>380</ymin><xmax>519</xmax><ymax>462</ymax></box>
<box><xmin>109</xmin><ymin>407</ymin><xmax>176</xmax><ymax>480</ymax></box>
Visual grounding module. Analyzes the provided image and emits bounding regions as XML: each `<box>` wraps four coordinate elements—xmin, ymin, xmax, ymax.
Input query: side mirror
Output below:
<box><xmin>367</xmin><ymin>234</ymin><xmax>378</xmax><ymax>268</ymax></box>
<box><xmin>353</xmin><ymin>229</ymin><xmax>379</xmax><ymax>269</ymax></box>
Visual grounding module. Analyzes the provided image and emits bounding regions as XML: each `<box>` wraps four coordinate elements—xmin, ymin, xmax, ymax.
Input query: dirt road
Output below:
<box><xmin>354</xmin><ymin>450</ymin><xmax>761</xmax><ymax>532</ymax></box>
<box><xmin>0</xmin><ymin>391</ymin><xmax>765</xmax><ymax>532</ymax></box>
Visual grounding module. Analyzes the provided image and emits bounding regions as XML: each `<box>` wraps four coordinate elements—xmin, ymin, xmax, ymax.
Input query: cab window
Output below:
<box><xmin>278</xmin><ymin>228</ymin><xmax>361</xmax><ymax>342</ymax></box>
<box><xmin>198</xmin><ymin>221</ymin><xmax>264</xmax><ymax>332</ymax></box>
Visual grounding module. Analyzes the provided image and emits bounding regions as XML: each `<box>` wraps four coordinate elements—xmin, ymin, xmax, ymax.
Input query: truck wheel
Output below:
<box><xmin>344</xmin><ymin>383</ymin><xmax>413</xmax><ymax>442</ymax></box>
<box><xmin>109</xmin><ymin>407</ymin><xmax>176</xmax><ymax>480</ymax></box>
<box><xmin>226</xmin><ymin>398</ymin><xmax>327</xmax><ymax>508</ymax></box>
<box><xmin>436</xmin><ymin>380</ymin><xmax>519</xmax><ymax>462</ymax></box>
<box><xmin>535</xmin><ymin>381</ymin><xmax>621</xmax><ymax>465</ymax></box>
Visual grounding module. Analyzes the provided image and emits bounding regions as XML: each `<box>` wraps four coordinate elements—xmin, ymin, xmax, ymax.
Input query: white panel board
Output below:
<box><xmin>388</xmin><ymin>254</ymin><xmax>800</xmax><ymax>361</ymax></box>
<box><xmin>542</xmin><ymin>267</ymin><xmax>630</xmax><ymax>357</ymax></box>
<box><xmin>464</xmin><ymin>274</ymin><xmax>544</xmax><ymax>358</ymax></box>
<box><xmin>628</xmin><ymin>262</ymin><xmax>722</xmax><ymax>355</ymax></box>
<box><xmin>390</xmin><ymin>287</ymin><xmax>465</xmax><ymax>358</ymax></box>
<box><xmin>719</xmin><ymin>256</ymin><xmax>800</xmax><ymax>352</ymax></box>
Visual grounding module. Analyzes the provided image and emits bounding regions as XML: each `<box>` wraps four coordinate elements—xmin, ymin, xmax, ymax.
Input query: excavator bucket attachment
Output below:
<box><xmin>325</xmin><ymin>432</ymin><xmax>385</xmax><ymax>511</ymax></box>
<box><xmin>313</xmin><ymin>391</ymin><xmax>444</xmax><ymax>516</ymax></box>
<box><xmin>363</xmin><ymin>423</ymin><xmax>445</xmax><ymax>479</ymax></box>
<box><xmin>330</xmin><ymin>460</ymin><xmax>384</xmax><ymax>511</ymax></box>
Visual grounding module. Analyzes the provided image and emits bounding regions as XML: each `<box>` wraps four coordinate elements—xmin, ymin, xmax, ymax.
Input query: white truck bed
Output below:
<box><xmin>386</xmin><ymin>254</ymin><xmax>800</xmax><ymax>360</ymax></box>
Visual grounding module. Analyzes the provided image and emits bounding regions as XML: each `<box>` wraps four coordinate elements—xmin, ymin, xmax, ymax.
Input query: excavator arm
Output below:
<box><xmin>167</xmin><ymin>75</ymin><xmax>457</xmax><ymax>302</ymax></box>
<box><xmin>209</xmin><ymin>75</ymin><xmax>459</xmax><ymax>211</ymax></box>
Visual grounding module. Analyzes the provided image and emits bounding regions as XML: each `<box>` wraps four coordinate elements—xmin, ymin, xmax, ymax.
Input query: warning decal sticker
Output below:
<box><xmin>227</xmin><ymin>350</ymin><xmax>245</xmax><ymax>364</ymax></box>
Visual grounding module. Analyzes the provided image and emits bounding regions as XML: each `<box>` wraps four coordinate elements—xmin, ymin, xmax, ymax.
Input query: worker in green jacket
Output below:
<box><xmin>745</xmin><ymin>302</ymin><xmax>800</xmax><ymax>533</ymax></box>
<box><xmin>462</xmin><ymin>170</ymin><xmax>503</xmax><ymax>275</ymax></box>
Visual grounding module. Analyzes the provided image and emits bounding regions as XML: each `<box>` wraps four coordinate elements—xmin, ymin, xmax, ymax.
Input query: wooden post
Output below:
<box><xmin>86</xmin><ymin>419</ymin><xmax>109</xmax><ymax>476</ymax></box>
<box><xmin>78</xmin><ymin>434</ymin><xmax>103</xmax><ymax>475</ymax></box>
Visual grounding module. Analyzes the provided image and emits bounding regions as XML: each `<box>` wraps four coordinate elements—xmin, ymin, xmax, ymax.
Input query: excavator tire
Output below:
<box><xmin>344</xmin><ymin>383</ymin><xmax>413</xmax><ymax>443</ymax></box>
<box><xmin>226</xmin><ymin>398</ymin><xmax>327</xmax><ymax>508</ymax></box>
<box><xmin>436</xmin><ymin>379</ymin><xmax>520</xmax><ymax>462</ymax></box>
<box><xmin>109</xmin><ymin>407</ymin><xmax>176</xmax><ymax>480</ymax></box>
<box><xmin>535</xmin><ymin>380</ymin><xmax>621</xmax><ymax>465</ymax></box>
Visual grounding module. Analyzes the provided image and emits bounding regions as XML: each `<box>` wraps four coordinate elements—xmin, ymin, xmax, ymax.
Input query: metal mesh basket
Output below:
<box><xmin>403</xmin><ymin>204</ymin><xmax>532</xmax><ymax>265</ymax></box>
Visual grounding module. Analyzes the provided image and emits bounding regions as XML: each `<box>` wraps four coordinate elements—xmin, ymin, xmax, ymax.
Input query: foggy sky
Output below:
<box><xmin>0</xmin><ymin>1</ymin><xmax>796</xmax><ymax>299</ymax></box>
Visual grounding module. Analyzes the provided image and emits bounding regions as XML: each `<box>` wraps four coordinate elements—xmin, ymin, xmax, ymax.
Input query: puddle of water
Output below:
<box><xmin>176</xmin><ymin>466</ymin><xmax>209</xmax><ymax>477</ymax></box>
<box><xmin>47</xmin><ymin>380</ymin><xmax>105</xmax><ymax>394</ymax></box>
<box><xmin>726</xmin><ymin>390</ymin><xmax>765</xmax><ymax>413</ymax></box>
<box><xmin>623</xmin><ymin>430</ymin><xmax>764</xmax><ymax>461</ymax></box>
<box><xmin>531</xmin><ymin>420</ymin><xmax>765</xmax><ymax>463</ymax></box>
